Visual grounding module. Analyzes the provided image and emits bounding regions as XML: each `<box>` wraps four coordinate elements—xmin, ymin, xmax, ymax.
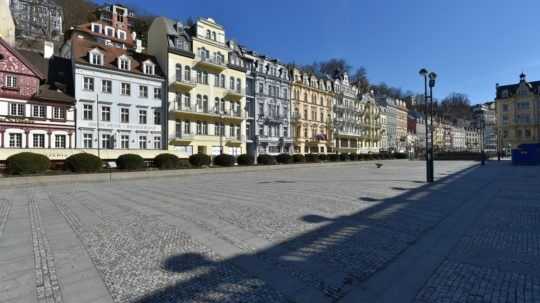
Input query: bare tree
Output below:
<box><xmin>439</xmin><ymin>92</ymin><xmax>472</xmax><ymax>121</ymax></box>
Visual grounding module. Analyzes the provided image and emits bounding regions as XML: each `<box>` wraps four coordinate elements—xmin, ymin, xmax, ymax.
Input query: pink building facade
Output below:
<box><xmin>0</xmin><ymin>38</ymin><xmax>75</xmax><ymax>149</ymax></box>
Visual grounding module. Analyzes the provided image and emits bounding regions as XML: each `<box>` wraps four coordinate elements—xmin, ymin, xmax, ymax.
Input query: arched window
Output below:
<box><xmin>220</xmin><ymin>74</ymin><xmax>225</xmax><ymax>88</ymax></box>
<box><xmin>196</xmin><ymin>95</ymin><xmax>202</xmax><ymax>110</ymax></box>
<box><xmin>196</xmin><ymin>70</ymin><xmax>202</xmax><ymax>83</ymax></box>
<box><xmin>184</xmin><ymin>94</ymin><xmax>191</xmax><ymax>107</ymax></box>
<box><xmin>214</xmin><ymin>97</ymin><xmax>220</xmax><ymax>112</ymax></box>
<box><xmin>304</xmin><ymin>93</ymin><xmax>308</xmax><ymax>102</ymax></box>
<box><xmin>320</xmin><ymin>97</ymin><xmax>324</xmax><ymax>106</ymax></box>
<box><xmin>203</xmin><ymin>95</ymin><xmax>208</xmax><ymax>112</ymax></box>
<box><xmin>203</xmin><ymin>71</ymin><xmax>208</xmax><ymax>85</ymax></box>
<box><xmin>206</xmin><ymin>30</ymin><xmax>211</xmax><ymax>39</ymax></box>
<box><xmin>212</xmin><ymin>31</ymin><xmax>217</xmax><ymax>41</ymax></box>
<box><xmin>175</xmin><ymin>64</ymin><xmax>182</xmax><ymax>81</ymax></box>
<box><xmin>230</xmin><ymin>77</ymin><xmax>235</xmax><ymax>90</ymax></box>
<box><xmin>312</xmin><ymin>95</ymin><xmax>316</xmax><ymax>104</ymax></box>
<box><xmin>184</xmin><ymin>66</ymin><xmax>191</xmax><ymax>81</ymax></box>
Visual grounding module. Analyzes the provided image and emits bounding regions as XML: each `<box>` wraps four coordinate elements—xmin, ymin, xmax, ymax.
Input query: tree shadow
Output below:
<box><xmin>358</xmin><ymin>197</ymin><xmax>380</xmax><ymax>202</ymax></box>
<box><xmin>133</xmin><ymin>164</ymin><xmax>483</xmax><ymax>303</ymax></box>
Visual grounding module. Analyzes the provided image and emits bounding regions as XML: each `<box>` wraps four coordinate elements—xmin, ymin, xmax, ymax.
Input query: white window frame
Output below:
<box><xmin>83</xmin><ymin>77</ymin><xmax>94</xmax><ymax>91</ymax></box>
<box><xmin>139</xmin><ymin>110</ymin><xmax>147</xmax><ymax>124</ymax></box>
<box><xmin>118</xmin><ymin>55</ymin><xmax>131</xmax><ymax>71</ymax></box>
<box><xmin>52</xmin><ymin>107</ymin><xmax>66</xmax><ymax>120</ymax></box>
<box><xmin>143</xmin><ymin>61</ymin><xmax>155</xmax><ymax>75</ymax></box>
<box><xmin>121</xmin><ymin>82</ymin><xmax>131</xmax><ymax>96</ymax></box>
<box><xmin>117</xmin><ymin>29</ymin><xmax>127</xmax><ymax>41</ymax></box>
<box><xmin>153</xmin><ymin>87</ymin><xmax>161</xmax><ymax>99</ymax></box>
<box><xmin>32</xmin><ymin>133</ymin><xmax>45</xmax><ymax>148</ymax></box>
<box><xmin>120</xmin><ymin>108</ymin><xmax>129</xmax><ymax>123</ymax></box>
<box><xmin>139</xmin><ymin>136</ymin><xmax>147</xmax><ymax>149</ymax></box>
<box><xmin>89</xmin><ymin>50</ymin><xmax>103</xmax><ymax>65</ymax></box>
<box><xmin>5</xmin><ymin>75</ymin><xmax>17</xmax><ymax>88</ymax></box>
<box><xmin>83</xmin><ymin>104</ymin><xmax>93</xmax><ymax>120</ymax></box>
<box><xmin>9</xmin><ymin>103</ymin><xmax>25</xmax><ymax>116</ymax></box>
<box><xmin>121</xmin><ymin>135</ymin><xmax>130</xmax><ymax>149</ymax></box>
<box><xmin>83</xmin><ymin>133</ymin><xmax>93</xmax><ymax>148</ymax></box>
<box><xmin>153</xmin><ymin>136</ymin><xmax>161</xmax><ymax>149</ymax></box>
<box><xmin>101</xmin><ymin>106</ymin><xmax>111</xmax><ymax>121</ymax></box>
<box><xmin>139</xmin><ymin>85</ymin><xmax>148</xmax><ymax>98</ymax></box>
<box><xmin>9</xmin><ymin>133</ymin><xmax>22</xmax><ymax>148</ymax></box>
<box><xmin>91</xmin><ymin>23</ymin><xmax>102</xmax><ymax>34</ymax></box>
<box><xmin>55</xmin><ymin>134</ymin><xmax>66</xmax><ymax>148</ymax></box>
<box><xmin>102</xmin><ymin>79</ymin><xmax>112</xmax><ymax>94</ymax></box>
<box><xmin>105</xmin><ymin>26</ymin><xmax>114</xmax><ymax>37</ymax></box>
<box><xmin>32</xmin><ymin>104</ymin><xmax>46</xmax><ymax>118</ymax></box>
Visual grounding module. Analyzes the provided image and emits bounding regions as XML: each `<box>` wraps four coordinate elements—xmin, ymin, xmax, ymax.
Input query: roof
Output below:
<box><xmin>0</xmin><ymin>38</ymin><xmax>45</xmax><ymax>79</ymax></box>
<box><xmin>17</xmin><ymin>49</ymin><xmax>75</xmax><ymax>104</ymax></box>
<box><xmin>72</xmin><ymin>22</ymin><xmax>135</xmax><ymax>47</ymax></box>
<box><xmin>496</xmin><ymin>74</ymin><xmax>540</xmax><ymax>99</ymax></box>
<box><xmin>72</xmin><ymin>37</ymin><xmax>165</xmax><ymax>79</ymax></box>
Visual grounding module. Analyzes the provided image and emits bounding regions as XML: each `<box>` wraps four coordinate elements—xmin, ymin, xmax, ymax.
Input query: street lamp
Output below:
<box><xmin>480</xmin><ymin>119</ymin><xmax>485</xmax><ymax>165</ymax></box>
<box><xmin>419</xmin><ymin>68</ymin><xmax>435</xmax><ymax>183</ymax></box>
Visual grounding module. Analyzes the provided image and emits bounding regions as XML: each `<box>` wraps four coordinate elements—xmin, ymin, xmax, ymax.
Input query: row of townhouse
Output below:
<box><xmin>0</xmin><ymin>3</ymin><xmax>405</xmax><ymax>159</ymax></box>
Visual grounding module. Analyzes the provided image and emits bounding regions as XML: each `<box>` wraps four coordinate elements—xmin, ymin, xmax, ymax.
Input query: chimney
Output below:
<box><xmin>43</xmin><ymin>41</ymin><xmax>54</xmax><ymax>59</ymax></box>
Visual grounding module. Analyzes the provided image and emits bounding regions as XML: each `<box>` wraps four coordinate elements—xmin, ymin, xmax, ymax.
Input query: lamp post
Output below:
<box><xmin>428</xmin><ymin>72</ymin><xmax>437</xmax><ymax>180</ymax></box>
<box><xmin>481</xmin><ymin>119</ymin><xmax>485</xmax><ymax>165</ymax></box>
<box><xmin>219</xmin><ymin>112</ymin><xmax>224</xmax><ymax>155</ymax></box>
<box><xmin>419</xmin><ymin>69</ymin><xmax>434</xmax><ymax>183</ymax></box>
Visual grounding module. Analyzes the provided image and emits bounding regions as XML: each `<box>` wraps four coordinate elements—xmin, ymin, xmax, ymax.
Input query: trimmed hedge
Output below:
<box><xmin>306</xmin><ymin>153</ymin><xmax>320</xmax><ymax>163</ymax></box>
<box><xmin>394</xmin><ymin>152</ymin><xmax>408</xmax><ymax>159</ymax></box>
<box><xmin>64</xmin><ymin>153</ymin><xmax>102</xmax><ymax>173</ymax></box>
<box><xmin>6</xmin><ymin>152</ymin><xmax>50</xmax><ymax>175</ymax></box>
<box><xmin>257</xmin><ymin>154</ymin><xmax>277</xmax><ymax>165</ymax></box>
<box><xmin>189</xmin><ymin>153</ymin><xmax>211</xmax><ymax>167</ymax></box>
<box><xmin>328</xmin><ymin>154</ymin><xmax>339</xmax><ymax>162</ymax></box>
<box><xmin>292</xmin><ymin>154</ymin><xmax>306</xmax><ymax>163</ymax></box>
<box><xmin>116</xmin><ymin>154</ymin><xmax>145</xmax><ymax>170</ymax></box>
<box><xmin>213</xmin><ymin>154</ymin><xmax>236</xmax><ymax>167</ymax></box>
<box><xmin>340</xmin><ymin>153</ymin><xmax>350</xmax><ymax>161</ymax></box>
<box><xmin>237</xmin><ymin>154</ymin><xmax>255</xmax><ymax>166</ymax></box>
<box><xmin>349</xmin><ymin>153</ymin><xmax>359</xmax><ymax>161</ymax></box>
<box><xmin>318</xmin><ymin>154</ymin><xmax>328</xmax><ymax>161</ymax></box>
<box><xmin>276</xmin><ymin>153</ymin><xmax>293</xmax><ymax>164</ymax></box>
<box><xmin>154</xmin><ymin>153</ymin><xmax>179</xmax><ymax>170</ymax></box>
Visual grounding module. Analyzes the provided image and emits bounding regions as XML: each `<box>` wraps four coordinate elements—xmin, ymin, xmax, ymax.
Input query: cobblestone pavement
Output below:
<box><xmin>414</xmin><ymin>168</ymin><xmax>540</xmax><ymax>303</ymax></box>
<box><xmin>2</xmin><ymin>160</ymin><xmax>537</xmax><ymax>303</ymax></box>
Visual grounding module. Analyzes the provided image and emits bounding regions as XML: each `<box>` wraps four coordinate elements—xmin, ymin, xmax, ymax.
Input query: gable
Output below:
<box><xmin>0</xmin><ymin>39</ymin><xmax>44</xmax><ymax>79</ymax></box>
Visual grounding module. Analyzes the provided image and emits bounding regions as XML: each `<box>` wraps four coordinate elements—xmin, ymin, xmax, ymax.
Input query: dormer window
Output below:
<box><xmin>117</xmin><ymin>30</ymin><xmax>127</xmax><ymax>41</ymax></box>
<box><xmin>105</xmin><ymin>26</ymin><xmax>114</xmax><ymax>37</ymax></box>
<box><xmin>143</xmin><ymin>61</ymin><xmax>155</xmax><ymax>75</ymax></box>
<box><xmin>118</xmin><ymin>56</ymin><xmax>130</xmax><ymax>71</ymax></box>
<box><xmin>91</xmin><ymin>23</ymin><xmax>102</xmax><ymax>34</ymax></box>
<box><xmin>89</xmin><ymin>49</ymin><xmax>103</xmax><ymax>65</ymax></box>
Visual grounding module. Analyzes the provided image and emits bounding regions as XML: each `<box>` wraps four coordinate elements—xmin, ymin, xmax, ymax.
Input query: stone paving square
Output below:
<box><xmin>0</xmin><ymin>160</ymin><xmax>539</xmax><ymax>303</ymax></box>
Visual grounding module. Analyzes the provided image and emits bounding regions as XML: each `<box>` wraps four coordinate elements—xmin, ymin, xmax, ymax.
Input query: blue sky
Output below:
<box><xmin>98</xmin><ymin>0</ymin><xmax>540</xmax><ymax>104</ymax></box>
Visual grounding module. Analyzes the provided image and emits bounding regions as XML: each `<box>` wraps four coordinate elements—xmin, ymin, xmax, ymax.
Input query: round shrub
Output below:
<box><xmin>257</xmin><ymin>154</ymin><xmax>276</xmax><ymax>165</ymax></box>
<box><xmin>292</xmin><ymin>154</ymin><xmax>306</xmax><ymax>163</ymax></box>
<box><xmin>395</xmin><ymin>152</ymin><xmax>408</xmax><ymax>159</ymax></box>
<box><xmin>6</xmin><ymin>152</ymin><xmax>50</xmax><ymax>175</ymax></box>
<box><xmin>318</xmin><ymin>154</ymin><xmax>328</xmax><ymax>161</ymax></box>
<box><xmin>154</xmin><ymin>153</ymin><xmax>179</xmax><ymax>170</ymax></box>
<box><xmin>213</xmin><ymin>154</ymin><xmax>236</xmax><ymax>167</ymax></box>
<box><xmin>64</xmin><ymin>153</ymin><xmax>102</xmax><ymax>173</ymax></box>
<box><xmin>306</xmin><ymin>153</ymin><xmax>320</xmax><ymax>163</ymax></box>
<box><xmin>189</xmin><ymin>153</ymin><xmax>211</xmax><ymax>167</ymax></box>
<box><xmin>339</xmin><ymin>153</ymin><xmax>350</xmax><ymax>161</ymax></box>
<box><xmin>116</xmin><ymin>154</ymin><xmax>145</xmax><ymax>170</ymax></box>
<box><xmin>237</xmin><ymin>154</ymin><xmax>255</xmax><ymax>166</ymax></box>
<box><xmin>276</xmin><ymin>153</ymin><xmax>293</xmax><ymax>164</ymax></box>
<box><xmin>328</xmin><ymin>154</ymin><xmax>339</xmax><ymax>162</ymax></box>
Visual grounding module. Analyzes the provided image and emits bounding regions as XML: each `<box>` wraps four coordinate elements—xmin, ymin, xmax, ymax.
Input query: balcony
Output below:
<box><xmin>171</xmin><ymin>103</ymin><xmax>246</xmax><ymax>121</ymax></box>
<box><xmin>171</xmin><ymin>75</ymin><xmax>197</xmax><ymax>92</ymax></box>
<box><xmin>226</xmin><ymin>135</ymin><xmax>245</xmax><ymax>145</ymax></box>
<box><xmin>290</xmin><ymin>112</ymin><xmax>301</xmax><ymax>123</ymax></box>
<box><xmin>224</xmin><ymin>88</ymin><xmax>245</xmax><ymax>101</ymax></box>
<box><xmin>195</xmin><ymin>55</ymin><xmax>227</xmax><ymax>72</ymax></box>
<box><xmin>171</xmin><ymin>132</ymin><xmax>196</xmax><ymax>143</ymax></box>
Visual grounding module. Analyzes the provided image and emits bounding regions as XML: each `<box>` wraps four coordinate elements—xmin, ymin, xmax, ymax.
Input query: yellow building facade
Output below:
<box><xmin>359</xmin><ymin>93</ymin><xmax>383</xmax><ymax>153</ymax></box>
<box><xmin>290</xmin><ymin>67</ymin><xmax>334</xmax><ymax>154</ymax></box>
<box><xmin>496</xmin><ymin>73</ymin><xmax>540</xmax><ymax>151</ymax></box>
<box><xmin>148</xmin><ymin>17</ymin><xmax>246</xmax><ymax>156</ymax></box>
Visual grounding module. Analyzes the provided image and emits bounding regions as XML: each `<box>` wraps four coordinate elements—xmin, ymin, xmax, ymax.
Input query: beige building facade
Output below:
<box><xmin>496</xmin><ymin>73</ymin><xmax>540</xmax><ymax>151</ymax></box>
<box><xmin>148</xmin><ymin>17</ymin><xmax>246</xmax><ymax>156</ymax></box>
<box><xmin>290</xmin><ymin>67</ymin><xmax>333</xmax><ymax>154</ymax></box>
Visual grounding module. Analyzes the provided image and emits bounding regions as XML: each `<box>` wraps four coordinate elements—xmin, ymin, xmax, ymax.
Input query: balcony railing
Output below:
<box><xmin>195</xmin><ymin>55</ymin><xmax>227</xmax><ymax>71</ymax></box>
<box><xmin>172</xmin><ymin>103</ymin><xmax>246</xmax><ymax>120</ymax></box>
<box><xmin>172</xmin><ymin>75</ymin><xmax>197</xmax><ymax>91</ymax></box>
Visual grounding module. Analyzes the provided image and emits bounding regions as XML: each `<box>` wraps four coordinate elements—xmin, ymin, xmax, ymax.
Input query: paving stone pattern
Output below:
<box><xmin>3</xmin><ymin>160</ymin><xmax>538</xmax><ymax>303</ymax></box>
<box><xmin>28</xmin><ymin>196</ymin><xmax>63</xmax><ymax>303</ymax></box>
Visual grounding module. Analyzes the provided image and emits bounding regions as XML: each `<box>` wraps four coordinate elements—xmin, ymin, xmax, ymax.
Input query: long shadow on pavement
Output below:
<box><xmin>134</xmin><ymin>164</ymin><xmax>485</xmax><ymax>303</ymax></box>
